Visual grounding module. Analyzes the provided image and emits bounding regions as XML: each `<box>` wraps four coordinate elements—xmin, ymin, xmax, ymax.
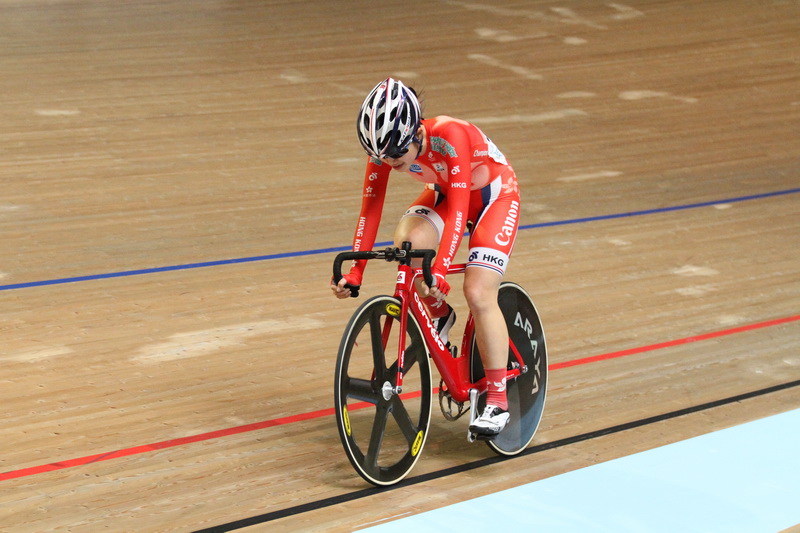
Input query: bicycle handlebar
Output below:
<box><xmin>333</xmin><ymin>244</ymin><xmax>436</xmax><ymax>298</ymax></box>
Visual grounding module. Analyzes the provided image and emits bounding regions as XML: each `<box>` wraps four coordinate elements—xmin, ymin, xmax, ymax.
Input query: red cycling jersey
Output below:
<box><xmin>348</xmin><ymin>115</ymin><xmax>521</xmax><ymax>285</ymax></box>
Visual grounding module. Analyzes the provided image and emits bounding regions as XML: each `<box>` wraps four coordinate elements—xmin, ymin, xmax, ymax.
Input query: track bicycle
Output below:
<box><xmin>332</xmin><ymin>242</ymin><xmax>547</xmax><ymax>486</ymax></box>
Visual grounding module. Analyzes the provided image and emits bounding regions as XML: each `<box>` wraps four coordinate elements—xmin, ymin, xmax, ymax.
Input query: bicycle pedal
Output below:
<box><xmin>467</xmin><ymin>431</ymin><xmax>495</xmax><ymax>443</ymax></box>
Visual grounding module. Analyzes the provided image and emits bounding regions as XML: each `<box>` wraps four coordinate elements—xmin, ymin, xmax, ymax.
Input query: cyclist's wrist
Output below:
<box><xmin>431</xmin><ymin>263</ymin><xmax>447</xmax><ymax>280</ymax></box>
<box><xmin>345</xmin><ymin>268</ymin><xmax>363</xmax><ymax>287</ymax></box>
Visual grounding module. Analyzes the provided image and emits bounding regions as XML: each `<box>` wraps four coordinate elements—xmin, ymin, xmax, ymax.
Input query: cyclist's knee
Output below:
<box><xmin>463</xmin><ymin>271</ymin><xmax>500</xmax><ymax>314</ymax></box>
<box><xmin>394</xmin><ymin>217</ymin><xmax>438</xmax><ymax>250</ymax></box>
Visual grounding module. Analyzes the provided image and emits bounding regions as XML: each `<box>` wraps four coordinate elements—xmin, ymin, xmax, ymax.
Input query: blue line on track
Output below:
<box><xmin>518</xmin><ymin>187</ymin><xmax>800</xmax><ymax>230</ymax></box>
<box><xmin>2</xmin><ymin>187</ymin><xmax>798</xmax><ymax>292</ymax></box>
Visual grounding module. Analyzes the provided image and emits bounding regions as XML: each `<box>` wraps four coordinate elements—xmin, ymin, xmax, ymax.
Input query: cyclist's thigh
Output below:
<box><xmin>467</xmin><ymin>189</ymin><xmax>520</xmax><ymax>276</ymax></box>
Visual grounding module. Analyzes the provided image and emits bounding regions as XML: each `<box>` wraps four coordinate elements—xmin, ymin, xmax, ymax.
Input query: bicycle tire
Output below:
<box><xmin>334</xmin><ymin>295</ymin><xmax>433</xmax><ymax>486</ymax></box>
<box><xmin>469</xmin><ymin>282</ymin><xmax>548</xmax><ymax>455</ymax></box>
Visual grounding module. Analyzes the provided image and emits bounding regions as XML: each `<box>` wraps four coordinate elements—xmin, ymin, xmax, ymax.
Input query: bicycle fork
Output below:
<box><xmin>388</xmin><ymin>260</ymin><xmax>415</xmax><ymax>398</ymax></box>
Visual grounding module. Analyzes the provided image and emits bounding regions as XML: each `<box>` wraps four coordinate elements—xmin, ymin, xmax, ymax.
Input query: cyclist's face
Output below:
<box><xmin>382</xmin><ymin>126</ymin><xmax>424</xmax><ymax>171</ymax></box>
<box><xmin>383</xmin><ymin>143</ymin><xmax>418</xmax><ymax>171</ymax></box>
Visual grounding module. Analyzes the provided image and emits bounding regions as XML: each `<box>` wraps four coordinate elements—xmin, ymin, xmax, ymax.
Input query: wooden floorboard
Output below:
<box><xmin>1</xmin><ymin>1</ymin><xmax>798</xmax><ymax>531</ymax></box>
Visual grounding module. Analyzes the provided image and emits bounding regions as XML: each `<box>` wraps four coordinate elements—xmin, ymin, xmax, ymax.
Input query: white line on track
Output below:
<box><xmin>132</xmin><ymin>318</ymin><xmax>322</xmax><ymax>363</ymax></box>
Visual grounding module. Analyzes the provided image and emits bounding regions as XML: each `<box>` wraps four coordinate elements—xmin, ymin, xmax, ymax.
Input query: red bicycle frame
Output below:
<box><xmin>391</xmin><ymin>262</ymin><xmax>524</xmax><ymax>405</ymax></box>
<box><xmin>332</xmin><ymin>243</ymin><xmax>526</xmax><ymax>405</ymax></box>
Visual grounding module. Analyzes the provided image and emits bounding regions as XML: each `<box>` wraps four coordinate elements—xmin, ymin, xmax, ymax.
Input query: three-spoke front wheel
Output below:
<box><xmin>334</xmin><ymin>296</ymin><xmax>433</xmax><ymax>486</ymax></box>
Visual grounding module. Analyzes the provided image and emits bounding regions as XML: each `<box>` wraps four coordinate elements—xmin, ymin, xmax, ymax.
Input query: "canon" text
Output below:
<box><xmin>495</xmin><ymin>201</ymin><xmax>519</xmax><ymax>246</ymax></box>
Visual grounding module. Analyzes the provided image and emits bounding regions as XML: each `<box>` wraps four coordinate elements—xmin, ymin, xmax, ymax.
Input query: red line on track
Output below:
<box><xmin>549</xmin><ymin>315</ymin><xmax>800</xmax><ymax>370</ymax></box>
<box><xmin>2</xmin><ymin>314</ymin><xmax>797</xmax><ymax>482</ymax></box>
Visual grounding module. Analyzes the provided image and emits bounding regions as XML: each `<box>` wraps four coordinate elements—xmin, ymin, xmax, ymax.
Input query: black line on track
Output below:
<box><xmin>193</xmin><ymin>378</ymin><xmax>800</xmax><ymax>532</ymax></box>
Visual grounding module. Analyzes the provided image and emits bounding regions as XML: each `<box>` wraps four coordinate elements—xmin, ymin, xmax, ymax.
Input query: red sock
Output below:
<box><xmin>423</xmin><ymin>295</ymin><xmax>448</xmax><ymax>319</ymax></box>
<box><xmin>484</xmin><ymin>368</ymin><xmax>508</xmax><ymax>411</ymax></box>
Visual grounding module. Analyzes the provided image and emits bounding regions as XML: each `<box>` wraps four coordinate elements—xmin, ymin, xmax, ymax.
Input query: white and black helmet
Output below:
<box><xmin>357</xmin><ymin>77</ymin><xmax>422</xmax><ymax>159</ymax></box>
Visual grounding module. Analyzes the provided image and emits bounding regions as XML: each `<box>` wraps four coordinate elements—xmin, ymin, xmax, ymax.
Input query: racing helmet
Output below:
<box><xmin>357</xmin><ymin>77</ymin><xmax>421</xmax><ymax>159</ymax></box>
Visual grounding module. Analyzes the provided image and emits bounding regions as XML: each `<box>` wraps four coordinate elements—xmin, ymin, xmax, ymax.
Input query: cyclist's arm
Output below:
<box><xmin>432</xmin><ymin>128</ymin><xmax>472</xmax><ymax>288</ymax></box>
<box><xmin>348</xmin><ymin>159</ymin><xmax>390</xmax><ymax>283</ymax></box>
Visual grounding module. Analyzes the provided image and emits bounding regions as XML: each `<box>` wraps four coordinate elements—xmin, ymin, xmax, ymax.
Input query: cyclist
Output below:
<box><xmin>331</xmin><ymin>77</ymin><xmax>521</xmax><ymax>437</ymax></box>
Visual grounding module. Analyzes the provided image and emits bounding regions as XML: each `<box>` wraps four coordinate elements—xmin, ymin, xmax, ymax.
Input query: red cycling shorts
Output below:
<box><xmin>401</xmin><ymin>169</ymin><xmax>521</xmax><ymax>275</ymax></box>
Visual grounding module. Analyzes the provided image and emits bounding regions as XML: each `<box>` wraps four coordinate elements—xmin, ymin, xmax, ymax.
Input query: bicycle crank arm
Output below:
<box><xmin>467</xmin><ymin>388</ymin><xmax>480</xmax><ymax>443</ymax></box>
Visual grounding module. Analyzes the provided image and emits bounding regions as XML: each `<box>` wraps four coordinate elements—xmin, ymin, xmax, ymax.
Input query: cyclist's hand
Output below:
<box><xmin>331</xmin><ymin>273</ymin><xmax>361</xmax><ymax>299</ymax></box>
<box><xmin>426</xmin><ymin>272</ymin><xmax>450</xmax><ymax>299</ymax></box>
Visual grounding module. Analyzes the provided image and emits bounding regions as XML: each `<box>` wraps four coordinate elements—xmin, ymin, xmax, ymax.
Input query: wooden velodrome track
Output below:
<box><xmin>1</xmin><ymin>0</ymin><xmax>798</xmax><ymax>531</ymax></box>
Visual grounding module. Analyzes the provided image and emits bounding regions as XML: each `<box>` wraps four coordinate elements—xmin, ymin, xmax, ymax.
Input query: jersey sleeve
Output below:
<box><xmin>432</xmin><ymin>125</ymin><xmax>472</xmax><ymax>278</ymax></box>
<box><xmin>349</xmin><ymin>158</ymin><xmax>390</xmax><ymax>281</ymax></box>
